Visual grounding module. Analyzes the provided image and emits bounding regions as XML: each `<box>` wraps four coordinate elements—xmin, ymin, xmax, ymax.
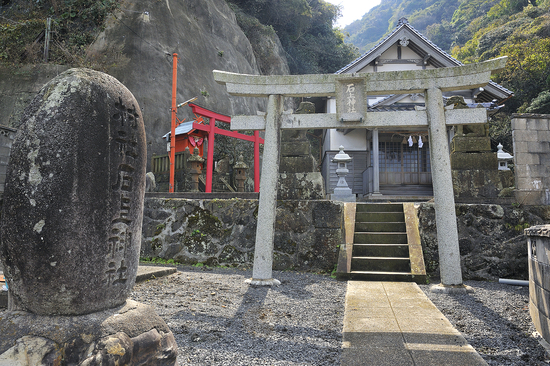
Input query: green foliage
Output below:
<box><xmin>228</xmin><ymin>0</ymin><xmax>358</xmax><ymax>74</ymax></box>
<box><xmin>0</xmin><ymin>0</ymin><xmax>119</xmax><ymax>65</ymax></box>
<box><xmin>345</xmin><ymin>0</ymin><xmax>461</xmax><ymax>52</ymax></box>
<box><xmin>489</xmin><ymin>112</ymin><xmax>513</xmax><ymax>152</ymax></box>
<box><xmin>505</xmin><ymin>222</ymin><xmax>531</xmax><ymax>231</ymax></box>
<box><xmin>525</xmin><ymin>90</ymin><xmax>550</xmax><ymax>113</ymax></box>
<box><xmin>496</xmin><ymin>33</ymin><xmax>550</xmax><ymax>112</ymax></box>
<box><xmin>487</xmin><ymin>0</ymin><xmax>530</xmax><ymax>19</ymax></box>
<box><xmin>140</xmin><ymin>257</ymin><xmax>177</xmax><ymax>265</ymax></box>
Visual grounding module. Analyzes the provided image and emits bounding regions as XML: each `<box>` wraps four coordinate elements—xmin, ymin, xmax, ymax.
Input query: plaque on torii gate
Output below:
<box><xmin>214</xmin><ymin>57</ymin><xmax>507</xmax><ymax>290</ymax></box>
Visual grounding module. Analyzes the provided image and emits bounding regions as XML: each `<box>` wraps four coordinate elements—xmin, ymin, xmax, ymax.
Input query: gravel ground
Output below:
<box><xmin>130</xmin><ymin>266</ymin><xmax>346</xmax><ymax>365</ymax></box>
<box><xmin>2</xmin><ymin>268</ymin><xmax>550</xmax><ymax>365</ymax></box>
<box><xmin>419</xmin><ymin>280</ymin><xmax>550</xmax><ymax>366</ymax></box>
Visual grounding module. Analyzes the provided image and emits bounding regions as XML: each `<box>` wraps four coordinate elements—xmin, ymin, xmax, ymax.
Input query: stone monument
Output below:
<box><xmin>0</xmin><ymin>68</ymin><xmax>177</xmax><ymax>364</ymax></box>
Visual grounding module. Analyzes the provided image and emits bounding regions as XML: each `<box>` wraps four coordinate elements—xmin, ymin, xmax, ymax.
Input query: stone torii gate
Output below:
<box><xmin>214</xmin><ymin>57</ymin><xmax>507</xmax><ymax>290</ymax></box>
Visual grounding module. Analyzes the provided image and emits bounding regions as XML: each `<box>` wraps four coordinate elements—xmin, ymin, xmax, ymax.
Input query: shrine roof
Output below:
<box><xmin>162</xmin><ymin>121</ymin><xmax>196</xmax><ymax>139</ymax></box>
<box><xmin>336</xmin><ymin>18</ymin><xmax>513</xmax><ymax>103</ymax></box>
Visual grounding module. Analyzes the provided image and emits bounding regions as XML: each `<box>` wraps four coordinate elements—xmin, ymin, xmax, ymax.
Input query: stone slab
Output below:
<box><xmin>451</xmin><ymin>136</ymin><xmax>491</xmax><ymax>152</ymax></box>
<box><xmin>213</xmin><ymin>57</ymin><xmax>507</xmax><ymax>97</ymax></box>
<box><xmin>450</xmin><ymin>151</ymin><xmax>497</xmax><ymax>170</ymax></box>
<box><xmin>342</xmin><ymin>282</ymin><xmax>487</xmax><ymax>366</ymax></box>
<box><xmin>229</xmin><ymin>108</ymin><xmax>489</xmax><ymax>131</ymax></box>
<box><xmin>279</xmin><ymin>155</ymin><xmax>316</xmax><ymax>173</ymax></box>
<box><xmin>135</xmin><ymin>266</ymin><xmax>177</xmax><ymax>283</ymax></box>
<box><xmin>281</xmin><ymin>141</ymin><xmax>311</xmax><ymax>156</ymax></box>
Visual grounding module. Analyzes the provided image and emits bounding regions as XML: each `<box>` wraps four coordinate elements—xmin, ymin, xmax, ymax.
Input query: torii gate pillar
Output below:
<box><xmin>214</xmin><ymin>57</ymin><xmax>507</xmax><ymax>291</ymax></box>
<box><xmin>247</xmin><ymin>95</ymin><xmax>283</xmax><ymax>286</ymax></box>
<box><xmin>426</xmin><ymin>87</ymin><xmax>463</xmax><ymax>286</ymax></box>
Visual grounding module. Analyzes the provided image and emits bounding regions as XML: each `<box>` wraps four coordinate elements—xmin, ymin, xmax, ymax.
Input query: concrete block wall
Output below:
<box><xmin>512</xmin><ymin>114</ymin><xmax>550</xmax><ymax>205</ymax></box>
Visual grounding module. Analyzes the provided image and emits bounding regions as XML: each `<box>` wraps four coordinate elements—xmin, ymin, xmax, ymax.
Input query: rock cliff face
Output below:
<box><xmin>0</xmin><ymin>0</ymin><xmax>289</xmax><ymax>168</ymax></box>
<box><xmin>419</xmin><ymin>203</ymin><xmax>550</xmax><ymax>281</ymax></box>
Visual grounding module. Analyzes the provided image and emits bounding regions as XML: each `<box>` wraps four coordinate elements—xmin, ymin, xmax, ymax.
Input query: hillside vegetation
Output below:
<box><xmin>2</xmin><ymin>0</ymin><xmax>548</xmax><ymax>119</ymax></box>
<box><xmin>0</xmin><ymin>0</ymin><xmax>358</xmax><ymax>75</ymax></box>
<box><xmin>226</xmin><ymin>0</ymin><xmax>358</xmax><ymax>74</ymax></box>
<box><xmin>345</xmin><ymin>0</ymin><xmax>550</xmax><ymax>115</ymax></box>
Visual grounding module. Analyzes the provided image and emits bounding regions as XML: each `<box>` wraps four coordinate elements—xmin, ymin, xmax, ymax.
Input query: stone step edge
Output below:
<box><xmin>352</xmin><ymin>243</ymin><xmax>409</xmax><ymax>246</ymax></box>
<box><xmin>354</xmin><ymin>232</ymin><xmax>408</xmax><ymax>234</ymax></box>
<box><xmin>136</xmin><ymin>266</ymin><xmax>178</xmax><ymax>283</ymax></box>
<box><xmin>350</xmin><ymin>270</ymin><xmax>413</xmax><ymax>275</ymax></box>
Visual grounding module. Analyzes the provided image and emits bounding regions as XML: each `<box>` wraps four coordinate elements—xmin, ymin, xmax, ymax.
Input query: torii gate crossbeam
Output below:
<box><xmin>214</xmin><ymin>57</ymin><xmax>507</xmax><ymax>289</ymax></box>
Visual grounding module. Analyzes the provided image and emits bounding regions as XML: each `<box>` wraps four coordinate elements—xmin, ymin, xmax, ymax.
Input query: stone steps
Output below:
<box><xmin>355</xmin><ymin>221</ymin><xmax>407</xmax><ymax>232</ymax></box>
<box><xmin>348</xmin><ymin>271</ymin><xmax>420</xmax><ymax>282</ymax></box>
<box><xmin>352</xmin><ymin>243</ymin><xmax>409</xmax><ymax>257</ymax></box>
<box><xmin>341</xmin><ymin>203</ymin><xmax>427</xmax><ymax>283</ymax></box>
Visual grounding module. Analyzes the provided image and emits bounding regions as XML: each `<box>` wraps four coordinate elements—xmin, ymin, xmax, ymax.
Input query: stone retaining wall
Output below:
<box><xmin>141</xmin><ymin>198</ymin><xmax>344</xmax><ymax>272</ymax></box>
<box><xmin>418</xmin><ymin>203</ymin><xmax>550</xmax><ymax>281</ymax></box>
<box><xmin>142</xmin><ymin>198</ymin><xmax>550</xmax><ymax>280</ymax></box>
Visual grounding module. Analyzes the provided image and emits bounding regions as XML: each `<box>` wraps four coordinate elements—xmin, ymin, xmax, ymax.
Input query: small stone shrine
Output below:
<box><xmin>0</xmin><ymin>68</ymin><xmax>177</xmax><ymax>365</ymax></box>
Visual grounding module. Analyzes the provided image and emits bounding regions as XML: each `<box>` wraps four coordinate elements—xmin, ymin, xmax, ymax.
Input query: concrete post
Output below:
<box><xmin>372</xmin><ymin>129</ymin><xmax>381</xmax><ymax>195</ymax></box>
<box><xmin>425</xmin><ymin>87</ymin><xmax>464</xmax><ymax>288</ymax></box>
<box><xmin>248</xmin><ymin>94</ymin><xmax>283</xmax><ymax>286</ymax></box>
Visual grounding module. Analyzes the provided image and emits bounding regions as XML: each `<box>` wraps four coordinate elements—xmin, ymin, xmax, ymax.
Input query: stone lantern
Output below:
<box><xmin>497</xmin><ymin>143</ymin><xmax>513</xmax><ymax>171</ymax></box>
<box><xmin>331</xmin><ymin>145</ymin><xmax>356</xmax><ymax>202</ymax></box>
<box><xmin>234</xmin><ymin>154</ymin><xmax>249</xmax><ymax>192</ymax></box>
<box><xmin>187</xmin><ymin>147</ymin><xmax>204</xmax><ymax>192</ymax></box>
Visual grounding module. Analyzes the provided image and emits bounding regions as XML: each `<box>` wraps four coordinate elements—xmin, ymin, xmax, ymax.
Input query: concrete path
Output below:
<box><xmin>342</xmin><ymin>281</ymin><xmax>487</xmax><ymax>366</ymax></box>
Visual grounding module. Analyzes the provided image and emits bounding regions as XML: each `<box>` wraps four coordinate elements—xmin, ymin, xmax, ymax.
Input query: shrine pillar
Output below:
<box><xmin>425</xmin><ymin>87</ymin><xmax>463</xmax><ymax>287</ymax></box>
<box><xmin>248</xmin><ymin>94</ymin><xmax>283</xmax><ymax>285</ymax></box>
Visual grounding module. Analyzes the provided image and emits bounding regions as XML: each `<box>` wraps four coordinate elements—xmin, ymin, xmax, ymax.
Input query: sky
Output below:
<box><xmin>325</xmin><ymin>0</ymin><xmax>382</xmax><ymax>28</ymax></box>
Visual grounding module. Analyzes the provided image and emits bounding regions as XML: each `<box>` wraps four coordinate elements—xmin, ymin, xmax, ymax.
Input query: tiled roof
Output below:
<box><xmin>368</xmin><ymin>102</ymin><xmax>503</xmax><ymax>113</ymax></box>
<box><xmin>336</xmin><ymin>18</ymin><xmax>513</xmax><ymax>97</ymax></box>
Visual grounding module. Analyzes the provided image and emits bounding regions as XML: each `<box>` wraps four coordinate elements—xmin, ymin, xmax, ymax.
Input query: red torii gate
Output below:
<box><xmin>169</xmin><ymin>53</ymin><xmax>263</xmax><ymax>193</ymax></box>
<box><xmin>187</xmin><ymin>103</ymin><xmax>263</xmax><ymax>193</ymax></box>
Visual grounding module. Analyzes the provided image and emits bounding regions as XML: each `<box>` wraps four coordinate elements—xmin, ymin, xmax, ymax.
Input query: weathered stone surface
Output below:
<box><xmin>451</xmin><ymin>136</ymin><xmax>491</xmax><ymax>152</ymax></box>
<box><xmin>525</xmin><ymin>224</ymin><xmax>550</xmax><ymax>238</ymax></box>
<box><xmin>0</xmin><ymin>65</ymin><xmax>71</xmax><ymax>129</ymax></box>
<box><xmin>281</xmin><ymin>141</ymin><xmax>311</xmax><ymax>156</ymax></box>
<box><xmin>450</xmin><ymin>151</ymin><xmax>497</xmax><ymax>170</ymax></box>
<box><xmin>279</xmin><ymin>155</ymin><xmax>316</xmax><ymax>173</ymax></box>
<box><xmin>0</xmin><ymin>300</ymin><xmax>177</xmax><ymax>365</ymax></box>
<box><xmin>141</xmin><ymin>198</ymin><xmax>343</xmax><ymax>272</ymax></box>
<box><xmin>0</xmin><ymin>68</ymin><xmax>146</xmax><ymax>315</ymax></box>
<box><xmin>419</xmin><ymin>203</ymin><xmax>550</xmax><ymax>281</ymax></box>
<box><xmin>0</xmin><ymin>0</ymin><xmax>291</xmax><ymax>174</ymax></box>
<box><xmin>452</xmin><ymin>169</ymin><xmax>514</xmax><ymax>202</ymax></box>
<box><xmin>277</xmin><ymin>172</ymin><xmax>325</xmax><ymax>200</ymax></box>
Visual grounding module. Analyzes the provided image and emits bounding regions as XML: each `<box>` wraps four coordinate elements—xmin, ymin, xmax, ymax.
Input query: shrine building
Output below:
<box><xmin>321</xmin><ymin>18</ymin><xmax>513</xmax><ymax>199</ymax></box>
